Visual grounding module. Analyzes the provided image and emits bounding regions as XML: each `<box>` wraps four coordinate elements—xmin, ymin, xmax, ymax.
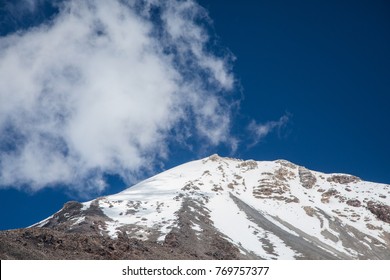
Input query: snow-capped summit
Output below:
<box><xmin>32</xmin><ymin>155</ymin><xmax>390</xmax><ymax>259</ymax></box>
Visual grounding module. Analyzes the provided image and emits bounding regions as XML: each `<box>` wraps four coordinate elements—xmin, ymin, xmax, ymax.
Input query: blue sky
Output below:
<box><xmin>0</xmin><ymin>0</ymin><xmax>389</xmax><ymax>230</ymax></box>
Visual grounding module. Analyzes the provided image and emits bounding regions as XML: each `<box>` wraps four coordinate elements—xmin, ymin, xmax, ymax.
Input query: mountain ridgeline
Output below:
<box><xmin>1</xmin><ymin>155</ymin><xmax>389</xmax><ymax>259</ymax></box>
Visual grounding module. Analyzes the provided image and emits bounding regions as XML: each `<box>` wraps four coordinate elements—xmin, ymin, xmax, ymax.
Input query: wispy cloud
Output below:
<box><xmin>0</xmin><ymin>0</ymin><xmax>235</xmax><ymax>194</ymax></box>
<box><xmin>247</xmin><ymin>114</ymin><xmax>290</xmax><ymax>146</ymax></box>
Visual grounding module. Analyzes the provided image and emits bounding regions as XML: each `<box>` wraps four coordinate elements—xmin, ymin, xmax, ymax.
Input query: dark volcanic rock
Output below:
<box><xmin>347</xmin><ymin>199</ymin><xmax>361</xmax><ymax>207</ymax></box>
<box><xmin>367</xmin><ymin>201</ymin><xmax>390</xmax><ymax>224</ymax></box>
<box><xmin>0</xmin><ymin>228</ymin><xmax>201</xmax><ymax>260</ymax></box>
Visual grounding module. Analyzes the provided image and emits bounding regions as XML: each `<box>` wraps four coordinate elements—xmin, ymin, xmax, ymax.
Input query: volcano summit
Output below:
<box><xmin>1</xmin><ymin>155</ymin><xmax>389</xmax><ymax>259</ymax></box>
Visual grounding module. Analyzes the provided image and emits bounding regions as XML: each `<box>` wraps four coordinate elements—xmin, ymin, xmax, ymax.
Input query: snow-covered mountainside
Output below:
<box><xmin>33</xmin><ymin>155</ymin><xmax>390</xmax><ymax>259</ymax></box>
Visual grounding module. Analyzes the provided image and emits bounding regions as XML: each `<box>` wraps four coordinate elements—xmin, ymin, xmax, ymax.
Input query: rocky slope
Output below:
<box><xmin>1</xmin><ymin>155</ymin><xmax>390</xmax><ymax>259</ymax></box>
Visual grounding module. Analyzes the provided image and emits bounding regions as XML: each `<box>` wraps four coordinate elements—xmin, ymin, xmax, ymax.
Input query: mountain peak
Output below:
<box><xmin>23</xmin><ymin>156</ymin><xmax>390</xmax><ymax>259</ymax></box>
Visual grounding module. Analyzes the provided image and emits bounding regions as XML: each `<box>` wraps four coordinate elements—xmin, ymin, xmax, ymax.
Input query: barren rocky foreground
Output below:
<box><xmin>0</xmin><ymin>227</ymin><xmax>240</xmax><ymax>260</ymax></box>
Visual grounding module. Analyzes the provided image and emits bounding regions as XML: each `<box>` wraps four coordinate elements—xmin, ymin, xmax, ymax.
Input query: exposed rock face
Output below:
<box><xmin>347</xmin><ymin>199</ymin><xmax>362</xmax><ymax>207</ymax></box>
<box><xmin>298</xmin><ymin>167</ymin><xmax>317</xmax><ymax>189</ymax></box>
<box><xmin>367</xmin><ymin>201</ymin><xmax>390</xmax><ymax>224</ymax></box>
<box><xmin>2</xmin><ymin>155</ymin><xmax>390</xmax><ymax>260</ymax></box>
<box><xmin>34</xmin><ymin>199</ymin><xmax>113</xmax><ymax>236</ymax></box>
<box><xmin>327</xmin><ymin>174</ymin><xmax>360</xmax><ymax>184</ymax></box>
<box><xmin>321</xmin><ymin>188</ymin><xmax>339</xmax><ymax>203</ymax></box>
<box><xmin>275</xmin><ymin>160</ymin><xmax>297</xmax><ymax>169</ymax></box>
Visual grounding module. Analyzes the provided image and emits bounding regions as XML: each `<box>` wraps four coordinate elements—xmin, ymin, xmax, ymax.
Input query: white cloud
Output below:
<box><xmin>248</xmin><ymin>114</ymin><xmax>290</xmax><ymax>145</ymax></box>
<box><xmin>0</xmin><ymin>0</ymin><xmax>235</xmax><ymax>194</ymax></box>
